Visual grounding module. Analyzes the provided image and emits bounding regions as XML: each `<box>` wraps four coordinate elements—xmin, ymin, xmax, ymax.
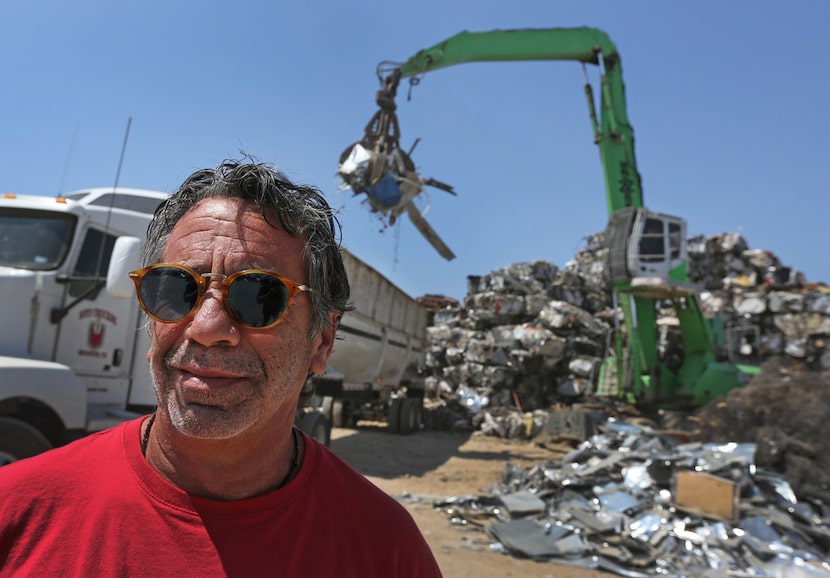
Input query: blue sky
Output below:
<box><xmin>2</xmin><ymin>1</ymin><xmax>827</xmax><ymax>301</ymax></box>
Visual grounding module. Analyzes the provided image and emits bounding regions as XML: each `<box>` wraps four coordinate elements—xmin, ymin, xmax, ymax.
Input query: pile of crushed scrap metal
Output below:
<box><xmin>420</xmin><ymin>230</ymin><xmax>830</xmax><ymax>440</ymax></box>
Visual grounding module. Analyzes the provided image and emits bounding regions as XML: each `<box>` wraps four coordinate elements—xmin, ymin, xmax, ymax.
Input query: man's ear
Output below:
<box><xmin>309</xmin><ymin>311</ymin><xmax>339</xmax><ymax>376</ymax></box>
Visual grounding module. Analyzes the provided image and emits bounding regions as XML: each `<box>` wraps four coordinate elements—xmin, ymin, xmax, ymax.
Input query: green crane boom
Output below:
<box><xmin>392</xmin><ymin>27</ymin><xmax>643</xmax><ymax>213</ymax></box>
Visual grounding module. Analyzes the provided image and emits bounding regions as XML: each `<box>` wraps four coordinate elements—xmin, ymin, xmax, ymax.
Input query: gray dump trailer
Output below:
<box><xmin>299</xmin><ymin>250</ymin><xmax>429</xmax><ymax>444</ymax></box>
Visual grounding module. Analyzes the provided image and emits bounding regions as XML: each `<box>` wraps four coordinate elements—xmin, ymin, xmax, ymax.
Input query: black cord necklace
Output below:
<box><xmin>141</xmin><ymin>413</ymin><xmax>155</xmax><ymax>455</ymax></box>
<box><xmin>140</xmin><ymin>414</ymin><xmax>301</xmax><ymax>489</ymax></box>
<box><xmin>283</xmin><ymin>427</ymin><xmax>301</xmax><ymax>487</ymax></box>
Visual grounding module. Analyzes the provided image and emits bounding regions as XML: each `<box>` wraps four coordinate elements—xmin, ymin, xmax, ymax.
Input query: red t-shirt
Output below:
<box><xmin>0</xmin><ymin>418</ymin><xmax>442</xmax><ymax>577</ymax></box>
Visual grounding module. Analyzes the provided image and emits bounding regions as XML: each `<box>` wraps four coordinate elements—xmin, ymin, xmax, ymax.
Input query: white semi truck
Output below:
<box><xmin>0</xmin><ymin>187</ymin><xmax>428</xmax><ymax>463</ymax></box>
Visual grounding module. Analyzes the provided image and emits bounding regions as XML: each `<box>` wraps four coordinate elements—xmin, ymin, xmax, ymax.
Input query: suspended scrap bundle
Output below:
<box><xmin>337</xmin><ymin>70</ymin><xmax>457</xmax><ymax>260</ymax></box>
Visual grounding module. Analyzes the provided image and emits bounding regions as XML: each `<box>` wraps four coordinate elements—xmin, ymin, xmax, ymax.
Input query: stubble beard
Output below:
<box><xmin>150</xmin><ymin>344</ymin><xmax>295</xmax><ymax>441</ymax></box>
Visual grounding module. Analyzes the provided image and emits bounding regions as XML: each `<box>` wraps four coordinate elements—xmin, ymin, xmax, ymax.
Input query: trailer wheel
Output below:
<box><xmin>0</xmin><ymin>417</ymin><xmax>52</xmax><ymax>466</ymax></box>
<box><xmin>332</xmin><ymin>400</ymin><xmax>351</xmax><ymax>428</ymax></box>
<box><xmin>298</xmin><ymin>411</ymin><xmax>331</xmax><ymax>447</ymax></box>
<box><xmin>388</xmin><ymin>397</ymin><xmax>404</xmax><ymax>434</ymax></box>
<box><xmin>398</xmin><ymin>398</ymin><xmax>422</xmax><ymax>435</ymax></box>
<box><xmin>321</xmin><ymin>396</ymin><xmax>334</xmax><ymax>422</ymax></box>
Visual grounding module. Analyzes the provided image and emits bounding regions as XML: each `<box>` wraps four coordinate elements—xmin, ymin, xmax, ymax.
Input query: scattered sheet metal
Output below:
<box><xmin>433</xmin><ymin>418</ymin><xmax>830</xmax><ymax>576</ymax></box>
<box><xmin>495</xmin><ymin>489</ymin><xmax>547</xmax><ymax>517</ymax></box>
<box><xmin>487</xmin><ymin>519</ymin><xmax>581</xmax><ymax>559</ymax></box>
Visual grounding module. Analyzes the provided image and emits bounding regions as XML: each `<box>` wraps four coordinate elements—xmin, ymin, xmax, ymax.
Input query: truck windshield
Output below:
<box><xmin>0</xmin><ymin>208</ymin><xmax>76</xmax><ymax>270</ymax></box>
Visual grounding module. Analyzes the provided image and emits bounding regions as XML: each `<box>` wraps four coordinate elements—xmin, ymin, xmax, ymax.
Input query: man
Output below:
<box><xmin>0</xmin><ymin>160</ymin><xmax>442</xmax><ymax>577</ymax></box>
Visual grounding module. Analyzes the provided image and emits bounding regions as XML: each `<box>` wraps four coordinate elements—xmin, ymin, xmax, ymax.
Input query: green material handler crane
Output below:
<box><xmin>339</xmin><ymin>27</ymin><xmax>759</xmax><ymax>410</ymax></box>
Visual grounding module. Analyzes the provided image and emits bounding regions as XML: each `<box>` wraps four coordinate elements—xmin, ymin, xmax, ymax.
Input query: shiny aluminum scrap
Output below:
<box><xmin>433</xmin><ymin>419</ymin><xmax>830</xmax><ymax>577</ymax></box>
<box><xmin>338</xmin><ymin>69</ymin><xmax>457</xmax><ymax>261</ymax></box>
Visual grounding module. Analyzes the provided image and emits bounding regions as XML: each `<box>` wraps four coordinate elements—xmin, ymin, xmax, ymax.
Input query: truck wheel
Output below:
<box><xmin>321</xmin><ymin>396</ymin><xmax>334</xmax><ymax>423</ymax></box>
<box><xmin>388</xmin><ymin>397</ymin><xmax>404</xmax><ymax>434</ymax></box>
<box><xmin>398</xmin><ymin>398</ymin><xmax>422</xmax><ymax>435</ymax></box>
<box><xmin>332</xmin><ymin>400</ymin><xmax>349</xmax><ymax>428</ymax></box>
<box><xmin>0</xmin><ymin>417</ymin><xmax>52</xmax><ymax>466</ymax></box>
<box><xmin>299</xmin><ymin>411</ymin><xmax>331</xmax><ymax>447</ymax></box>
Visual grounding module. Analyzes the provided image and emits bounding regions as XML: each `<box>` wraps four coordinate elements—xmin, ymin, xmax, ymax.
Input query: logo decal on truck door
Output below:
<box><xmin>88</xmin><ymin>321</ymin><xmax>105</xmax><ymax>349</ymax></box>
<box><xmin>77</xmin><ymin>308</ymin><xmax>118</xmax><ymax>358</ymax></box>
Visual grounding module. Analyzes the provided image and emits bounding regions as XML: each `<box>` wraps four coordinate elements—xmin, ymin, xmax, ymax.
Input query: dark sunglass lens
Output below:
<box><xmin>140</xmin><ymin>267</ymin><xmax>199</xmax><ymax>321</ymax></box>
<box><xmin>227</xmin><ymin>273</ymin><xmax>289</xmax><ymax>327</ymax></box>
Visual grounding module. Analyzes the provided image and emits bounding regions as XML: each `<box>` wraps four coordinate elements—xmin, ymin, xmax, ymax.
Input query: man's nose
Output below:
<box><xmin>184</xmin><ymin>279</ymin><xmax>241</xmax><ymax>347</ymax></box>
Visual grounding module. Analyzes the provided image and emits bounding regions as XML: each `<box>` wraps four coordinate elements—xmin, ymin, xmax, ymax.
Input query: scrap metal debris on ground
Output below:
<box><xmin>430</xmin><ymin>417</ymin><xmax>830</xmax><ymax>577</ymax></box>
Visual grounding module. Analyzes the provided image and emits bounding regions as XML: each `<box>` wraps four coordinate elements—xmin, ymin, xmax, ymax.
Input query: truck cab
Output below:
<box><xmin>0</xmin><ymin>188</ymin><xmax>165</xmax><ymax>463</ymax></box>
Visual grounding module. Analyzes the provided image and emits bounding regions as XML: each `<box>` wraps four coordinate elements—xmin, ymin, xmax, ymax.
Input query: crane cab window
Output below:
<box><xmin>639</xmin><ymin>217</ymin><xmax>666</xmax><ymax>262</ymax></box>
<box><xmin>669</xmin><ymin>222</ymin><xmax>682</xmax><ymax>259</ymax></box>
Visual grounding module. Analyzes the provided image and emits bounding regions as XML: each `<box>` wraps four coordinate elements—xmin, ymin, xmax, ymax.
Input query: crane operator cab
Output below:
<box><xmin>604</xmin><ymin>207</ymin><xmax>698</xmax><ymax>299</ymax></box>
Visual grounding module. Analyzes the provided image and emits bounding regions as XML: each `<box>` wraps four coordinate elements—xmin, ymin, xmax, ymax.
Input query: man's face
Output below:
<box><xmin>146</xmin><ymin>198</ymin><xmax>335</xmax><ymax>440</ymax></box>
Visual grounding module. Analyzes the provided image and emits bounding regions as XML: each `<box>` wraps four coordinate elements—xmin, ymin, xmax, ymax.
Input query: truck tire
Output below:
<box><xmin>332</xmin><ymin>400</ymin><xmax>351</xmax><ymax>428</ymax></box>
<box><xmin>0</xmin><ymin>417</ymin><xmax>52</xmax><ymax>466</ymax></box>
<box><xmin>388</xmin><ymin>397</ymin><xmax>404</xmax><ymax>434</ymax></box>
<box><xmin>298</xmin><ymin>411</ymin><xmax>331</xmax><ymax>447</ymax></box>
<box><xmin>321</xmin><ymin>396</ymin><xmax>334</xmax><ymax>423</ymax></box>
<box><xmin>398</xmin><ymin>398</ymin><xmax>422</xmax><ymax>435</ymax></box>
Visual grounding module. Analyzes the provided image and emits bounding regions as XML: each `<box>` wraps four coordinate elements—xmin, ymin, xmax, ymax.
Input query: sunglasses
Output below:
<box><xmin>129</xmin><ymin>263</ymin><xmax>313</xmax><ymax>330</ymax></box>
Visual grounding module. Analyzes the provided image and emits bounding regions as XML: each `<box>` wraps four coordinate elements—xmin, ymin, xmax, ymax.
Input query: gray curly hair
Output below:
<box><xmin>141</xmin><ymin>159</ymin><xmax>352</xmax><ymax>334</ymax></box>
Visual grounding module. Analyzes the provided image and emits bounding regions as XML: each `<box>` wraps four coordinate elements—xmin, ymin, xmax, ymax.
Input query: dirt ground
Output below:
<box><xmin>329</xmin><ymin>424</ymin><xmax>611</xmax><ymax>578</ymax></box>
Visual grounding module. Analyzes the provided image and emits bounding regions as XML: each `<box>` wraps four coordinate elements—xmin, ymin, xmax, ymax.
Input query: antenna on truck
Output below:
<box><xmin>50</xmin><ymin>117</ymin><xmax>132</xmax><ymax>324</ymax></box>
<box><xmin>95</xmin><ymin>116</ymin><xmax>133</xmax><ymax>285</ymax></box>
<box><xmin>94</xmin><ymin>117</ymin><xmax>132</xmax><ymax>275</ymax></box>
<box><xmin>57</xmin><ymin>122</ymin><xmax>80</xmax><ymax>196</ymax></box>
<box><xmin>102</xmin><ymin>118</ymin><xmax>132</xmax><ymax>233</ymax></box>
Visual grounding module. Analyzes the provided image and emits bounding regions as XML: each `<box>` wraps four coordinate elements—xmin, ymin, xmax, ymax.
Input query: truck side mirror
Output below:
<box><xmin>107</xmin><ymin>236</ymin><xmax>142</xmax><ymax>298</ymax></box>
